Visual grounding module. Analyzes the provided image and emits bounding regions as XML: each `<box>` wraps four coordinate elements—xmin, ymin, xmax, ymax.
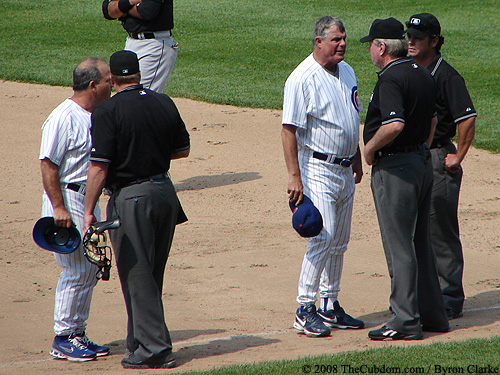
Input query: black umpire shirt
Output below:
<box><xmin>90</xmin><ymin>84</ymin><xmax>190</xmax><ymax>190</ymax></box>
<box><xmin>427</xmin><ymin>53</ymin><xmax>477</xmax><ymax>145</ymax></box>
<box><xmin>363</xmin><ymin>57</ymin><xmax>436</xmax><ymax>151</ymax></box>
<box><xmin>102</xmin><ymin>0</ymin><xmax>174</xmax><ymax>33</ymax></box>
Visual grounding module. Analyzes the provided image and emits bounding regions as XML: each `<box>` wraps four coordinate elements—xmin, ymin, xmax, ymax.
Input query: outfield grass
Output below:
<box><xmin>0</xmin><ymin>0</ymin><xmax>499</xmax><ymax>151</ymax></box>
<box><xmin>173</xmin><ymin>336</ymin><xmax>500</xmax><ymax>374</ymax></box>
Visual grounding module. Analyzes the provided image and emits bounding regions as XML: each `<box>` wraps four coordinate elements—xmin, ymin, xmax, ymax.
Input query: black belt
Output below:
<box><xmin>376</xmin><ymin>144</ymin><xmax>425</xmax><ymax>158</ymax></box>
<box><xmin>128</xmin><ymin>30</ymin><xmax>171</xmax><ymax>39</ymax></box>
<box><xmin>66</xmin><ymin>183</ymin><xmax>86</xmax><ymax>195</ymax></box>
<box><xmin>312</xmin><ymin>151</ymin><xmax>353</xmax><ymax>167</ymax></box>
<box><xmin>111</xmin><ymin>173</ymin><xmax>169</xmax><ymax>192</ymax></box>
<box><xmin>430</xmin><ymin>138</ymin><xmax>452</xmax><ymax>149</ymax></box>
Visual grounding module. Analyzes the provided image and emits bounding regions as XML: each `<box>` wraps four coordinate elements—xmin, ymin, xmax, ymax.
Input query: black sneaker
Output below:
<box><xmin>318</xmin><ymin>301</ymin><xmax>365</xmax><ymax>329</ymax></box>
<box><xmin>446</xmin><ymin>309</ymin><xmax>463</xmax><ymax>320</ymax></box>
<box><xmin>294</xmin><ymin>304</ymin><xmax>331</xmax><ymax>337</ymax></box>
<box><xmin>368</xmin><ymin>325</ymin><xmax>423</xmax><ymax>341</ymax></box>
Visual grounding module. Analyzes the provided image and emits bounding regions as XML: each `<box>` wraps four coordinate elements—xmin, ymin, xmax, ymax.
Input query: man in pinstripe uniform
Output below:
<box><xmin>40</xmin><ymin>58</ymin><xmax>112</xmax><ymax>361</ymax></box>
<box><xmin>282</xmin><ymin>16</ymin><xmax>365</xmax><ymax>337</ymax></box>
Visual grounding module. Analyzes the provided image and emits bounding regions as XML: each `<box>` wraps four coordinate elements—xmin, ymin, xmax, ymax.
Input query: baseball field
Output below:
<box><xmin>1</xmin><ymin>0</ymin><xmax>500</xmax><ymax>374</ymax></box>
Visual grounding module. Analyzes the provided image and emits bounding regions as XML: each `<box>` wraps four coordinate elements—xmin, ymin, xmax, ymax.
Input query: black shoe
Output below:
<box><xmin>446</xmin><ymin>309</ymin><xmax>463</xmax><ymax>320</ymax></box>
<box><xmin>293</xmin><ymin>304</ymin><xmax>331</xmax><ymax>337</ymax></box>
<box><xmin>121</xmin><ymin>352</ymin><xmax>177</xmax><ymax>369</ymax></box>
<box><xmin>318</xmin><ymin>301</ymin><xmax>364</xmax><ymax>329</ymax></box>
<box><xmin>368</xmin><ymin>325</ymin><xmax>423</xmax><ymax>341</ymax></box>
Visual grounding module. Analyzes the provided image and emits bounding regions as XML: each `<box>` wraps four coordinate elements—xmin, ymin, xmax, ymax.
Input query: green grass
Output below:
<box><xmin>173</xmin><ymin>336</ymin><xmax>500</xmax><ymax>374</ymax></box>
<box><xmin>1</xmin><ymin>0</ymin><xmax>498</xmax><ymax>150</ymax></box>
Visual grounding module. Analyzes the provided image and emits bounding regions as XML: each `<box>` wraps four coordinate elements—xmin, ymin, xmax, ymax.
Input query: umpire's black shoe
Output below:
<box><xmin>368</xmin><ymin>326</ymin><xmax>423</xmax><ymax>341</ymax></box>
<box><xmin>294</xmin><ymin>304</ymin><xmax>331</xmax><ymax>337</ymax></box>
<box><xmin>318</xmin><ymin>301</ymin><xmax>365</xmax><ymax>329</ymax></box>
<box><xmin>446</xmin><ymin>309</ymin><xmax>463</xmax><ymax>320</ymax></box>
<box><xmin>121</xmin><ymin>352</ymin><xmax>177</xmax><ymax>369</ymax></box>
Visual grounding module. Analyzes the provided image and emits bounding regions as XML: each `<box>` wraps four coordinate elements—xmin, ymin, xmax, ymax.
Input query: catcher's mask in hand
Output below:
<box><xmin>32</xmin><ymin>217</ymin><xmax>81</xmax><ymax>254</ymax></box>
<box><xmin>83</xmin><ymin>218</ymin><xmax>121</xmax><ymax>281</ymax></box>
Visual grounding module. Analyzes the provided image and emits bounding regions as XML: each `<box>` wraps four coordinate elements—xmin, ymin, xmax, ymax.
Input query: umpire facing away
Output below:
<box><xmin>83</xmin><ymin>50</ymin><xmax>190</xmax><ymax>369</ymax></box>
<box><xmin>360</xmin><ymin>18</ymin><xmax>449</xmax><ymax>340</ymax></box>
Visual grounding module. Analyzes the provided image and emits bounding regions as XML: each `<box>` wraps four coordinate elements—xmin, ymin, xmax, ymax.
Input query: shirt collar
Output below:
<box><xmin>378</xmin><ymin>57</ymin><xmax>413</xmax><ymax>77</ymax></box>
<box><xmin>116</xmin><ymin>84</ymin><xmax>144</xmax><ymax>94</ymax></box>
<box><xmin>427</xmin><ymin>53</ymin><xmax>443</xmax><ymax>77</ymax></box>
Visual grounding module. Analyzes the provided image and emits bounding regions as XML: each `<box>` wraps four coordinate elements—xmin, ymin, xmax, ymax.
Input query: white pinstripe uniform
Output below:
<box><xmin>282</xmin><ymin>54</ymin><xmax>362</xmax><ymax>307</ymax></box>
<box><xmin>39</xmin><ymin>99</ymin><xmax>101</xmax><ymax>336</ymax></box>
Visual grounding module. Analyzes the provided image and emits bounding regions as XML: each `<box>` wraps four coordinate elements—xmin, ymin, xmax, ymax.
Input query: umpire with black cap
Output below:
<box><xmin>406</xmin><ymin>13</ymin><xmax>477</xmax><ymax>321</ymax></box>
<box><xmin>360</xmin><ymin>18</ymin><xmax>449</xmax><ymax>340</ymax></box>
<box><xmin>84</xmin><ymin>50</ymin><xmax>190</xmax><ymax>369</ymax></box>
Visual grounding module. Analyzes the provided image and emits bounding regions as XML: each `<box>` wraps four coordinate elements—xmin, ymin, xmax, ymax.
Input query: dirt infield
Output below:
<box><xmin>1</xmin><ymin>80</ymin><xmax>500</xmax><ymax>375</ymax></box>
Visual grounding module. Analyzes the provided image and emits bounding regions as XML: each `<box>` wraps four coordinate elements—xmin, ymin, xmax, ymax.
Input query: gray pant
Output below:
<box><xmin>430</xmin><ymin>144</ymin><xmax>464</xmax><ymax>313</ymax></box>
<box><xmin>107</xmin><ymin>177</ymin><xmax>179</xmax><ymax>362</ymax></box>
<box><xmin>371</xmin><ymin>150</ymin><xmax>449</xmax><ymax>334</ymax></box>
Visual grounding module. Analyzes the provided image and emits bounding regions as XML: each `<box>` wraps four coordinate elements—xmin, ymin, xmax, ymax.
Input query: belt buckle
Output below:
<box><xmin>340</xmin><ymin>158</ymin><xmax>352</xmax><ymax>167</ymax></box>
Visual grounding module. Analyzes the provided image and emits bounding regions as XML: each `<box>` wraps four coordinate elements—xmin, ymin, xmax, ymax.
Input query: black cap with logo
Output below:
<box><xmin>110</xmin><ymin>50</ymin><xmax>140</xmax><ymax>76</ymax></box>
<box><xmin>405</xmin><ymin>13</ymin><xmax>441</xmax><ymax>38</ymax></box>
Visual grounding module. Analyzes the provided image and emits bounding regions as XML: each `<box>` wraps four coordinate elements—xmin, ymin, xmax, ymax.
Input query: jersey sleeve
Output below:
<box><xmin>39</xmin><ymin>114</ymin><xmax>71</xmax><ymax>166</ymax></box>
<box><xmin>90</xmin><ymin>107</ymin><xmax>116</xmax><ymax>163</ymax></box>
<box><xmin>282</xmin><ymin>76</ymin><xmax>309</xmax><ymax>129</ymax></box>
<box><xmin>378</xmin><ymin>77</ymin><xmax>405</xmax><ymax>126</ymax></box>
<box><xmin>443</xmin><ymin>74</ymin><xmax>477</xmax><ymax>123</ymax></box>
<box><xmin>136</xmin><ymin>0</ymin><xmax>163</xmax><ymax>20</ymax></box>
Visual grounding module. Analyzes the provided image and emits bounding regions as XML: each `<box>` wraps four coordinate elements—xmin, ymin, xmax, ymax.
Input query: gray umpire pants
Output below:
<box><xmin>430</xmin><ymin>143</ymin><xmax>465</xmax><ymax>313</ymax></box>
<box><xmin>371</xmin><ymin>150</ymin><xmax>449</xmax><ymax>334</ymax></box>
<box><xmin>107</xmin><ymin>177</ymin><xmax>179</xmax><ymax>362</ymax></box>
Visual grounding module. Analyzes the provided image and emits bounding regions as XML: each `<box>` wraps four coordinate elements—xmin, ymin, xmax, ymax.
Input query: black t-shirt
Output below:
<box><xmin>363</xmin><ymin>57</ymin><xmax>436</xmax><ymax>150</ymax></box>
<box><xmin>90</xmin><ymin>85</ymin><xmax>190</xmax><ymax>189</ymax></box>
<box><xmin>427</xmin><ymin>53</ymin><xmax>477</xmax><ymax>142</ymax></box>
<box><xmin>102</xmin><ymin>0</ymin><xmax>174</xmax><ymax>33</ymax></box>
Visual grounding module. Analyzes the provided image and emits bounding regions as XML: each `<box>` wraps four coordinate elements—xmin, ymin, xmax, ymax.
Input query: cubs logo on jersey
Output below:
<box><xmin>351</xmin><ymin>86</ymin><xmax>362</xmax><ymax>112</ymax></box>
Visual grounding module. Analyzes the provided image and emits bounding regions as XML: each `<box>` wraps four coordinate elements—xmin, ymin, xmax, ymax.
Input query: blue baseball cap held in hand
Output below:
<box><xmin>33</xmin><ymin>217</ymin><xmax>81</xmax><ymax>254</ymax></box>
<box><xmin>289</xmin><ymin>195</ymin><xmax>323</xmax><ymax>237</ymax></box>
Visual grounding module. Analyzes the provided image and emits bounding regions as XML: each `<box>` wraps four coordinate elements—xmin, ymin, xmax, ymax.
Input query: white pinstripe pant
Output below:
<box><xmin>42</xmin><ymin>189</ymin><xmax>100</xmax><ymax>336</ymax></box>
<box><xmin>296</xmin><ymin>155</ymin><xmax>355</xmax><ymax>306</ymax></box>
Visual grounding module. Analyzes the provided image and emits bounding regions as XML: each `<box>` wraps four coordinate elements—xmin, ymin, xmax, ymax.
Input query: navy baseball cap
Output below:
<box><xmin>360</xmin><ymin>17</ymin><xmax>405</xmax><ymax>43</ymax></box>
<box><xmin>33</xmin><ymin>217</ymin><xmax>81</xmax><ymax>254</ymax></box>
<box><xmin>289</xmin><ymin>195</ymin><xmax>323</xmax><ymax>238</ymax></box>
<box><xmin>405</xmin><ymin>13</ymin><xmax>441</xmax><ymax>38</ymax></box>
<box><xmin>110</xmin><ymin>50</ymin><xmax>140</xmax><ymax>76</ymax></box>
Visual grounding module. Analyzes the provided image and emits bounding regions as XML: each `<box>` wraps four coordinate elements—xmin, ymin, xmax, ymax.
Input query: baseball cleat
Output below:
<box><xmin>294</xmin><ymin>304</ymin><xmax>331</xmax><ymax>337</ymax></box>
<box><xmin>318</xmin><ymin>301</ymin><xmax>365</xmax><ymax>329</ymax></box>
<box><xmin>50</xmin><ymin>335</ymin><xmax>97</xmax><ymax>361</ymax></box>
<box><xmin>73</xmin><ymin>332</ymin><xmax>110</xmax><ymax>356</ymax></box>
<box><xmin>368</xmin><ymin>325</ymin><xmax>423</xmax><ymax>341</ymax></box>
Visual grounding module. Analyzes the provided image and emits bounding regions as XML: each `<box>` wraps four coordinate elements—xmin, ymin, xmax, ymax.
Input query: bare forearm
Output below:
<box><xmin>426</xmin><ymin>116</ymin><xmax>437</xmax><ymax>147</ymax></box>
<box><xmin>107</xmin><ymin>0</ymin><xmax>142</xmax><ymax>19</ymax></box>
<box><xmin>84</xmin><ymin>163</ymin><xmax>107</xmax><ymax>215</ymax></box>
<box><xmin>455</xmin><ymin>117</ymin><xmax>476</xmax><ymax>162</ymax></box>
<box><xmin>281</xmin><ymin>125</ymin><xmax>303</xmax><ymax>202</ymax></box>
<box><xmin>364</xmin><ymin>121</ymin><xmax>404</xmax><ymax>165</ymax></box>
<box><xmin>41</xmin><ymin>160</ymin><xmax>65</xmax><ymax>210</ymax></box>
